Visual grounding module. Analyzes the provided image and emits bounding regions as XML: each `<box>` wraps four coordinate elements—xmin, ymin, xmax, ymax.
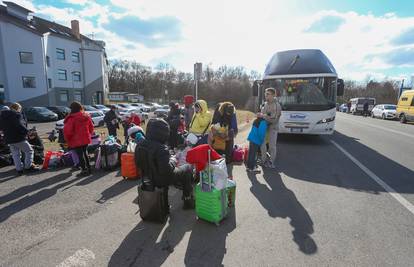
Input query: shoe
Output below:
<box><xmin>17</xmin><ymin>170</ymin><xmax>24</xmax><ymax>176</ymax></box>
<box><xmin>76</xmin><ymin>169</ymin><xmax>91</xmax><ymax>177</ymax></box>
<box><xmin>24</xmin><ymin>165</ymin><xmax>40</xmax><ymax>173</ymax></box>
<box><xmin>252</xmin><ymin>167</ymin><xmax>261</xmax><ymax>173</ymax></box>
<box><xmin>263</xmin><ymin>162</ymin><xmax>276</xmax><ymax>169</ymax></box>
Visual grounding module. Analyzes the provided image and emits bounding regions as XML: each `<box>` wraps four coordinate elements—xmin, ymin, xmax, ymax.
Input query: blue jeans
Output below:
<box><xmin>247</xmin><ymin>142</ymin><xmax>260</xmax><ymax>169</ymax></box>
<box><xmin>9</xmin><ymin>140</ymin><xmax>34</xmax><ymax>171</ymax></box>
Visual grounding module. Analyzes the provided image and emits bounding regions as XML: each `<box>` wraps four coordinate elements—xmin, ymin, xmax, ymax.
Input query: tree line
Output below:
<box><xmin>109</xmin><ymin>60</ymin><xmax>403</xmax><ymax>108</ymax></box>
<box><xmin>108</xmin><ymin>60</ymin><xmax>261</xmax><ymax>109</ymax></box>
<box><xmin>339</xmin><ymin>80</ymin><xmax>401</xmax><ymax>104</ymax></box>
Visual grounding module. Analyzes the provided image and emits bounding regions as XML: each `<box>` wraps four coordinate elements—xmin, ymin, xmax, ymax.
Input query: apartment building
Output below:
<box><xmin>0</xmin><ymin>1</ymin><xmax>109</xmax><ymax>107</ymax></box>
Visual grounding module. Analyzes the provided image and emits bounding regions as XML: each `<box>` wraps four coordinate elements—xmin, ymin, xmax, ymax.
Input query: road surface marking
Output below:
<box><xmin>339</xmin><ymin>116</ymin><xmax>414</xmax><ymax>140</ymax></box>
<box><xmin>331</xmin><ymin>140</ymin><xmax>414</xmax><ymax>216</ymax></box>
<box><xmin>56</xmin><ymin>248</ymin><xmax>95</xmax><ymax>267</ymax></box>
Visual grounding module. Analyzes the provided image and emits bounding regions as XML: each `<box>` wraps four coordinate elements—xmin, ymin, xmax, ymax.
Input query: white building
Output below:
<box><xmin>0</xmin><ymin>1</ymin><xmax>109</xmax><ymax>106</ymax></box>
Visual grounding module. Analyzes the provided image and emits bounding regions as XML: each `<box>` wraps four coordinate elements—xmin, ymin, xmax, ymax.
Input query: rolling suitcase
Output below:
<box><xmin>195</xmin><ymin>149</ymin><xmax>228</xmax><ymax>225</ymax></box>
<box><xmin>138</xmin><ymin>181</ymin><xmax>169</xmax><ymax>223</ymax></box>
<box><xmin>121</xmin><ymin>152</ymin><xmax>140</xmax><ymax>179</ymax></box>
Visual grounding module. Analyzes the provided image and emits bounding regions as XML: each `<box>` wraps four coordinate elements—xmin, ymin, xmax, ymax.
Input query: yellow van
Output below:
<box><xmin>397</xmin><ymin>90</ymin><xmax>414</xmax><ymax>123</ymax></box>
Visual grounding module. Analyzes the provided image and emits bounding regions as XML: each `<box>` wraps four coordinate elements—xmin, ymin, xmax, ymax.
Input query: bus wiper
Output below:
<box><xmin>287</xmin><ymin>54</ymin><xmax>300</xmax><ymax>73</ymax></box>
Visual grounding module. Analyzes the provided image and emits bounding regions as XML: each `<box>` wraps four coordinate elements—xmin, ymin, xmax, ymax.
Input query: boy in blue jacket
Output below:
<box><xmin>246</xmin><ymin>117</ymin><xmax>268</xmax><ymax>172</ymax></box>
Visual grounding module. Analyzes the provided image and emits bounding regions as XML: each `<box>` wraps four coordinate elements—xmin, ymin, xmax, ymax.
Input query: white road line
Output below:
<box><xmin>331</xmin><ymin>140</ymin><xmax>414</xmax><ymax>216</ymax></box>
<box><xmin>338</xmin><ymin>115</ymin><xmax>414</xmax><ymax>139</ymax></box>
<box><xmin>56</xmin><ymin>248</ymin><xmax>95</xmax><ymax>267</ymax></box>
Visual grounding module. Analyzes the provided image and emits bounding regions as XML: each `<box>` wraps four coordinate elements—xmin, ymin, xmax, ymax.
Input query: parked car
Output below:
<box><xmin>130</xmin><ymin>103</ymin><xmax>151</xmax><ymax>113</ymax></box>
<box><xmin>55</xmin><ymin>111</ymin><xmax>104</xmax><ymax>130</ymax></box>
<box><xmin>350</xmin><ymin>97</ymin><xmax>376</xmax><ymax>115</ymax></box>
<box><xmin>339</xmin><ymin>104</ymin><xmax>348</xmax><ymax>113</ymax></box>
<box><xmin>23</xmin><ymin>107</ymin><xmax>58</xmax><ymax>122</ymax></box>
<box><xmin>371</xmin><ymin>104</ymin><xmax>397</xmax><ymax>120</ymax></box>
<box><xmin>83</xmin><ymin>105</ymin><xmax>99</xmax><ymax>112</ymax></box>
<box><xmin>46</xmin><ymin>106</ymin><xmax>70</xmax><ymax>120</ymax></box>
<box><xmin>120</xmin><ymin>109</ymin><xmax>149</xmax><ymax>121</ymax></box>
<box><xmin>93</xmin><ymin>104</ymin><xmax>110</xmax><ymax>113</ymax></box>
<box><xmin>154</xmin><ymin>108</ymin><xmax>170</xmax><ymax>118</ymax></box>
<box><xmin>397</xmin><ymin>90</ymin><xmax>414</xmax><ymax>123</ymax></box>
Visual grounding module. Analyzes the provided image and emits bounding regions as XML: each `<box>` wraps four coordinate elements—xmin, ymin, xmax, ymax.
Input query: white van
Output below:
<box><xmin>349</xmin><ymin>97</ymin><xmax>376</xmax><ymax>115</ymax></box>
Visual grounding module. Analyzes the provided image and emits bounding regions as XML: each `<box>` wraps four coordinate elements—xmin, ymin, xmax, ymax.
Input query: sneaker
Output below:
<box><xmin>252</xmin><ymin>167</ymin><xmax>261</xmax><ymax>173</ymax></box>
<box><xmin>17</xmin><ymin>170</ymin><xmax>24</xmax><ymax>176</ymax></box>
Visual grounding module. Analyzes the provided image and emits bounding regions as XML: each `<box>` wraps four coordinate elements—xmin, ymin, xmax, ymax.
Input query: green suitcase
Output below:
<box><xmin>195</xmin><ymin>149</ymin><xmax>228</xmax><ymax>225</ymax></box>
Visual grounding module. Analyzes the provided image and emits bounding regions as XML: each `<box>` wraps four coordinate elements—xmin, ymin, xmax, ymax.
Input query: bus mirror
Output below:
<box><xmin>252</xmin><ymin>80</ymin><xmax>259</xmax><ymax>96</ymax></box>
<box><xmin>337</xmin><ymin>79</ymin><xmax>344</xmax><ymax>96</ymax></box>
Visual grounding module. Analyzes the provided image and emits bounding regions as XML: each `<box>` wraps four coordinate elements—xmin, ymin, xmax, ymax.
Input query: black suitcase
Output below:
<box><xmin>138</xmin><ymin>181</ymin><xmax>169</xmax><ymax>223</ymax></box>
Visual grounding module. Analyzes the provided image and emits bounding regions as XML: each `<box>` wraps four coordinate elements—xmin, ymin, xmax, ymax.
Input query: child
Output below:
<box><xmin>27</xmin><ymin>128</ymin><xmax>44</xmax><ymax>165</ymax></box>
<box><xmin>246</xmin><ymin>118</ymin><xmax>268</xmax><ymax>173</ymax></box>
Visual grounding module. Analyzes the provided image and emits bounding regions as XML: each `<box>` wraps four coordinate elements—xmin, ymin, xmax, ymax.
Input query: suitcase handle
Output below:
<box><xmin>207</xmin><ymin>149</ymin><xmax>212</xmax><ymax>191</ymax></box>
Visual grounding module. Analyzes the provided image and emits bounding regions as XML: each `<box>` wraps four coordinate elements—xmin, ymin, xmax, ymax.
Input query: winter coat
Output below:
<box><xmin>127</xmin><ymin>113</ymin><xmax>141</xmax><ymax>126</ymax></box>
<box><xmin>28</xmin><ymin>135</ymin><xmax>44</xmax><ymax>153</ymax></box>
<box><xmin>135</xmin><ymin>118</ymin><xmax>175</xmax><ymax>187</ymax></box>
<box><xmin>104</xmin><ymin>110</ymin><xmax>119</xmax><ymax>130</ymax></box>
<box><xmin>63</xmin><ymin>112</ymin><xmax>94</xmax><ymax>148</ymax></box>
<box><xmin>189</xmin><ymin>100</ymin><xmax>212</xmax><ymax>135</ymax></box>
<box><xmin>247</xmin><ymin>118</ymin><xmax>268</xmax><ymax>146</ymax></box>
<box><xmin>0</xmin><ymin>109</ymin><xmax>28</xmax><ymax>144</ymax></box>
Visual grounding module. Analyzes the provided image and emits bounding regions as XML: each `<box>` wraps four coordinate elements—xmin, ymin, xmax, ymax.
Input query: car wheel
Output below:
<box><xmin>371</xmin><ymin>112</ymin><xmax>374</xmax><ymax>118</ymax></box>
<box><xmin>381</xmin><ymin>113</ymin><xmax>385</xmax><ymax>120</ymax></box>
<box><xmin>400</xmin><ymin>114</ymin><xmax>407</xmax><ymax>124</ymax></box>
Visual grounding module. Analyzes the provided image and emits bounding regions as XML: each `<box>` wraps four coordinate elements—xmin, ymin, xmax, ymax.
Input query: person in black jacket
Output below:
<box><xmin>167</xmin><ymin>102</ymin><xmax>183</xmax><ymax>149</ymax></box>
<box><xmin>135</xmin><ymin>118</ymin><xmax>195</xmax><ymax>209</ymax></box>
<box><xmin>27</xmin><ymin>128</ymin><xmax>44</xmax><ymax>165</ymax></box>
<box><xmin>104</xmin><ymin>105</ymin><xmax>119</xmax><ymax>137</ymax></box>
<box><xmin>0</xmin><ymin>102</ymin><xmax>39</xmax><ymax>174</ymax></box>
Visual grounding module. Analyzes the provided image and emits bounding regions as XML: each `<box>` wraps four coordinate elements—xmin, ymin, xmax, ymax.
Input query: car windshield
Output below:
<box><xmin>384</xmin><ymin>105</ymin><xmax>396</xmax><ymax>110</ymax></box>
<box><xmin>357</xmin><ymin>99</ymin><xmax>375</xmax><ymax>105</ymax></box>
<box><xmin>95</xmin><ymin>105</ymin><xmax>106</xmax><ymax>109</ymax></box>
<box><xmin>84</xmin><ymin>105</ymin><xmax>97</xmax><ymax>111</ymax></box>
<box><xmin>262</xmin><ymin>77</ymin><xmax>337</xmax><ymax>111</ymax></box>
<box><xmin>33</xmin><ymin>107</ymin><xmax>52</xmax><ymax>114</ymax></box>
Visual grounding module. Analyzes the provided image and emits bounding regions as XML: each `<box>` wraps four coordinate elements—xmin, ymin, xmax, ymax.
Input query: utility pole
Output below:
<box><xmin>194</xmin><ymin>62</ymin><xmax>202</xmax><ymax>100</ymax></box>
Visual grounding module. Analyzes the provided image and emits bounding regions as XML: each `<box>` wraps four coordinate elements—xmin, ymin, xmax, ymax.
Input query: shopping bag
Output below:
<box><xmin>210</xmin><ymin>158</ymin><xmax>228</xmax><ymax>190</ymax></box>
<box><xmin>42</xmin><ymin>151</ymin><xmax>64</xmax><ymax>169</ymax></box>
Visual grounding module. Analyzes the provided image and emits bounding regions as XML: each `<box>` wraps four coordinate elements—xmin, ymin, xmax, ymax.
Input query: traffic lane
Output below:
<box><xmin>334</xmin><ymin>115</ymin><xmax>414</xmax><ymax>204</ymax></box>
<box><xmin>270</xmin><ymin>135</ymin><xmax>414</xmax><ymax>265</ymax></box>
<box><xmin>337</xmin><ymin>112</ymin><xmax>414</xmax><ymax>136</ymax></box>
<box><xmin>0</xmin><ymin>165</ymin><xmax>139</xmax><ymax>266</ymax></box>
<box><xmin>12</xmin><ymin>135</ymin><xmax>414</xmax><ymax>266</ymax></box>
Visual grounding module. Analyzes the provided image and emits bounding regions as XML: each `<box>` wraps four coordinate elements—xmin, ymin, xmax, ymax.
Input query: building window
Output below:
<box><xmin>48</xmin><ymin>78</ymin><xmax>52</xmax><ymax>88</ymax></box>
<box><xmin>19</xmin><ymin>52</ymin><xmax>33</xmax><ymax>64</ymax></box>
<box><xmin>46</xmin><ymin>56</ymin><xmax>50</xmax><ymax>67</ymax></box>
<box><xmin>22</xmin><ymin>76</ymin><xmax>36</xmax><ymax>88</ymax></box>
<box><xmin>74</xmin><ymin>90</ymin><xmax>82</xmax><ymax>102</ymax></box>
<box><xmin>72</xmin><ymin>71</ymin><xmax>81</xmax><ymax>82</ymax></box>
<box><xmin>58</xmin><ymin>69</ymin><xmax>67</xmax><ymax>80</ymax></box>
<box><xmin>60</xmin><ymin>90</ymin><xmax>69</xmax><ymax>102</ymax></box>
<box><xmin>72</xmin><ymin>51</ymin><xmax>80</xmax><ymax>62</ymax></box>
<box><xmin>56</xmin><ymin>48</ymin><xmax>65</xmax><ymax>60</ymax></box>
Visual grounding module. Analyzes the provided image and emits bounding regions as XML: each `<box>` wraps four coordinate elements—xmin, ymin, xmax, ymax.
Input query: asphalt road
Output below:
<box><xmin>1</xmin><ymin>112</ymin><xmax>414</xmax><ymax>266</ymax></box>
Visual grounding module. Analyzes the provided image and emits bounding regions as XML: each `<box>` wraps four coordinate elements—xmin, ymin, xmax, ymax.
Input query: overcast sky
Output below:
<box><xmin>5</xmin><ymin>0</ymin><xmax>414</xmax><ymax>83</ymax></box>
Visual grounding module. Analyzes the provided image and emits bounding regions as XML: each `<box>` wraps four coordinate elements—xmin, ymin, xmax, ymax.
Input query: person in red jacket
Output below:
<box><xmin>64</xmin><ymin>102</ymin><xmax>94</xmax><ymax>176</ymax></box>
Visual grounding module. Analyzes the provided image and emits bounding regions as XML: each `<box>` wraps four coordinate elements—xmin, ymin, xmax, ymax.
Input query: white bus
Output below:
<box><xmin>253</xmin><ymin>49</ymin><xmax>344</xmax><ymax>135</ymax></box>
<box><xmin>349</xmin><ymin>97</ymin><xmax>376</xmax><ymax>115</ymax></box>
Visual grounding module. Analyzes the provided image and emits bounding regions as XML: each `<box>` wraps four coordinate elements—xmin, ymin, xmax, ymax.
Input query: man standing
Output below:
<box><xmin>104</xmin><ymin>105</ymin><xmax>119</xmax><ymax>138</ymax></box>
<box><xmin>0</xmin><ymin>102</ymin><xmax>38</xmax><ymax>175</ymax></box>
<box><xmin>258</xmin><ymin>88</ymin><xmax>281</xmax><ymax>168</ymax></box>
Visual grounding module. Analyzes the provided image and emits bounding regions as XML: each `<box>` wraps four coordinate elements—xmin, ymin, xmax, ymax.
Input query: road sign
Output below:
<box><xmin>194</xmin><ymin>62</ymin><xmax>202</xmax><ymax>81</ymax></box>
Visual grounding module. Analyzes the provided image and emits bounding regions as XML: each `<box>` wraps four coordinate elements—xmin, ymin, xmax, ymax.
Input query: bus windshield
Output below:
<box><xmin>262</xmin><ymin>77</ymin><xmax>337</xmax><ymax>111</ymax></box>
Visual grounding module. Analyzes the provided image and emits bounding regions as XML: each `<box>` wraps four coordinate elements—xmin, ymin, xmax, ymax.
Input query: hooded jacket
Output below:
<box><xmin>135</xmin><ymin>118</ymin><xmax>176</xmax><ymax>187</ymax></box>
<box><xmin>63</xmin><ymin>112</ymin><xmax>94</xmax><ymax>148</ymax></box>
<box><xmin>0</xmin><ymin>109</ymin><xmax>28</xmax><ymax>144</ymax></box>
<box><xmin>189</xmin><ymin>100</ymin><xmax>212</xmax><ymax>135</ymax></box>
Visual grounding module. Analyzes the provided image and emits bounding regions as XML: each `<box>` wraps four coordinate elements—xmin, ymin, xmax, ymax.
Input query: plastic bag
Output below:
<box><xmin>42</xmin><ymin>151</ymin><xmax>64</xmax><ymax>169</ymax></box>
<box><xmin>210</xmin><ymin>158</ymin><xmax>228</xmax><ymax>190</ymax></box>
<box><xmin>127</xmin><ymin>141</ymin><xmax>137</xmax><ymax>153</ymax></box>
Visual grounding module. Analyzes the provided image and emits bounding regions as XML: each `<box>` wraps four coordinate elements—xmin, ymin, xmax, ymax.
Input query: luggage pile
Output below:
<box><xmin>194</xmin><ymin>148</ymin><xmax>237</xmax><ymax>225</ymax></box>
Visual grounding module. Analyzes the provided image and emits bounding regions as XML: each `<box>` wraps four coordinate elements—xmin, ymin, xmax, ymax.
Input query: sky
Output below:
<box><xmin>4</xmin><ymin>0</ymin><xmax>414</xmax><ymax>83</ymax></box>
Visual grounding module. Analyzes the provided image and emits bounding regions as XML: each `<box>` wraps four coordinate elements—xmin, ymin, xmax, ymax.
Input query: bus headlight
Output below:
<box><xmin>317</xmin><ymin>116</ymin><xmax>335</xmax><ymax>124</ymax></box>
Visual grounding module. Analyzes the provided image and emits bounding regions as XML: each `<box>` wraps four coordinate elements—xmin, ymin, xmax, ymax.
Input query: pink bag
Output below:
<box><xmin>232</xmin><ymin>145</ymin><xmax>244</xmax><ymax>162</ymax></box>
